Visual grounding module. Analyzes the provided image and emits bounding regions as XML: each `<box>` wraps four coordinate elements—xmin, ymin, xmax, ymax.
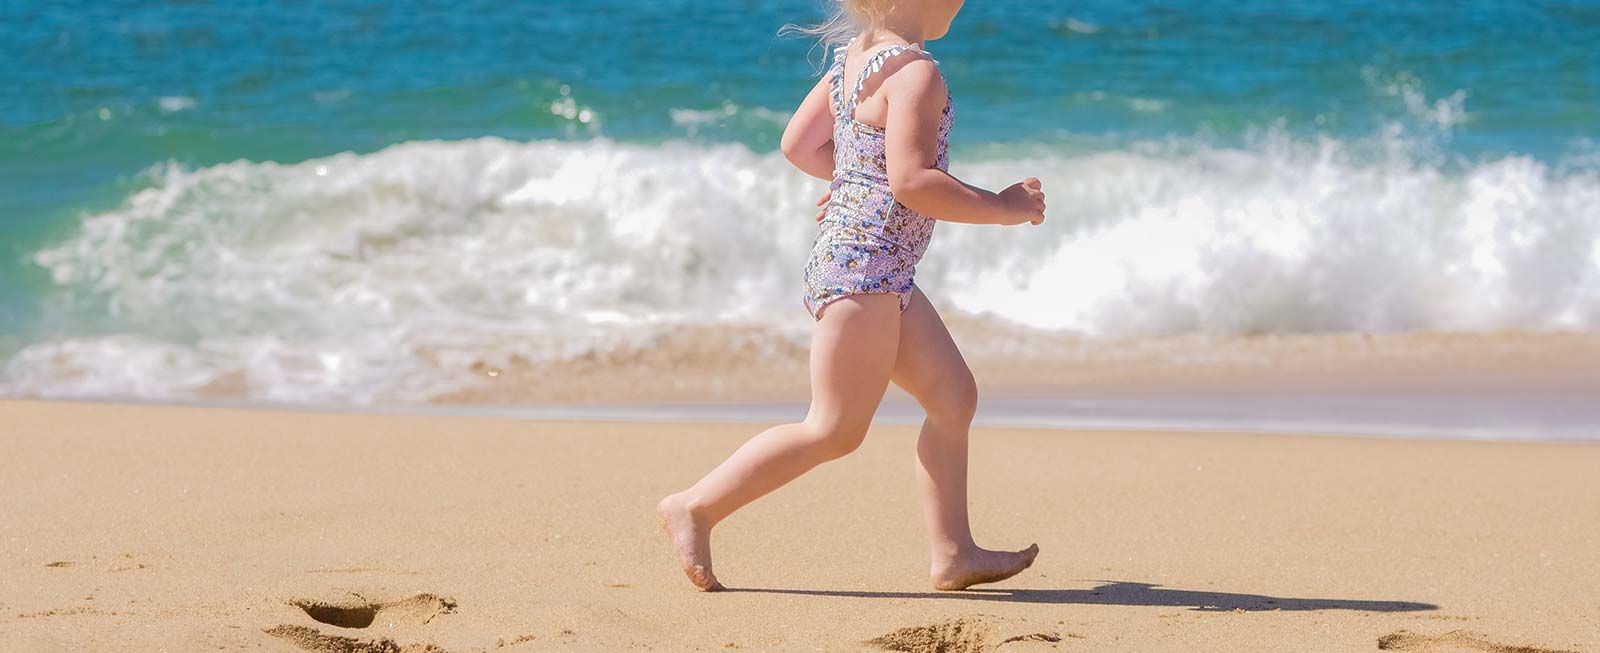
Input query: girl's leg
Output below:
<box><xmin>658</xmin><ymin>292</ymin><xmax>903</xmax><ymax>590</ymax></box>
<box><xmin>889</xmin><ymin>286</ymin><xmax>1039</xmax><ymax>590</ymax></box>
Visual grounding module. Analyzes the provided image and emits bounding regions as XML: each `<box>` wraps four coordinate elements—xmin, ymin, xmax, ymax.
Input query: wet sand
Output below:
<box><xmin>3</xmin><ymin>399</ymin><xmax>1597</xmax><ymax>652</ymax></box>
<box><xmin>434</xmin><ymin>327</ymin><xmax>1600</xmax><ymax>408</ymax></box>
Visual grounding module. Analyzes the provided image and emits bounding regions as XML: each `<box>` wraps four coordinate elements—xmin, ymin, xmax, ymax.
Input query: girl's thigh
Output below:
<box><xmin>805</xmin><ymin>292</ymin><xmax>903</xmax><ymax>430</ymax></box>
<box><xmin>890</xmin><ymin>286</ymin><xmax>976</xmax><ymax>409</ymax></box>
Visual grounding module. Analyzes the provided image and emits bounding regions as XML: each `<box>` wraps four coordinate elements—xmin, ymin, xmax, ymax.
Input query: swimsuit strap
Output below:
<box><xmin>843</xmin><ymin>41</ymin><xmax>939</xmax><ymax>120</ymax></box>
<box><xmin>828</xmin><ymin>41</ymin><xmax>852</xmax><ymax>119</ymax></box>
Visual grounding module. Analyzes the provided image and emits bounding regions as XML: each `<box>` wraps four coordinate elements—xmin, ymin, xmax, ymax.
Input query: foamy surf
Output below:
<box><xmin>4</xmin><ymin>132</ymin><xmax>1598</xmax><ymax>403</ymax></box>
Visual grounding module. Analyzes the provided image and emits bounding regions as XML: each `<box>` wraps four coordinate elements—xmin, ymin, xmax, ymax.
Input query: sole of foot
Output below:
<box><xmin>656</xmin><ymin>495</ymin><xmax>725</xmax><ymax>592</ymax></box>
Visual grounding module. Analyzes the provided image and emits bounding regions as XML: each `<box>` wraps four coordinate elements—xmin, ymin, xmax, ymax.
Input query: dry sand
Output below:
<box><xmin>2</xmin><ymin>399</ymin><xmax>1597</xmax><ymax>652</ymax></box>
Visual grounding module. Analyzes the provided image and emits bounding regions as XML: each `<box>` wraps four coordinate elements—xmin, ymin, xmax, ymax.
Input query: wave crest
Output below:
<box><xmin>6</xmin><ymin>133</ymin><xmax>1599</xmax><ymax>402</ymax></box>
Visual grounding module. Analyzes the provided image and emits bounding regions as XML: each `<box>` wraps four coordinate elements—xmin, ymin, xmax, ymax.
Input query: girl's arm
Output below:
<box><xmin>882</xmin><ymin>59</ymin><xmax>1045</xmax><ymax>226</ymax></box>
<box><xmin>779</xmin><ymin>74</ymin><xmax>837</xmax><ymax>181</ymax></box>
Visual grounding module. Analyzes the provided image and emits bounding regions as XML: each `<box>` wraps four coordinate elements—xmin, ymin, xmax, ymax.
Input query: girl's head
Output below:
<box><xmin>786</xmin><ymin>0</ymin><xmax>965</xmax><ymax>51</ymax></box>
<box><xmin>845</xmin><ymin>0</ymin><xmax>964</xmax><ymax>40</ymax></box>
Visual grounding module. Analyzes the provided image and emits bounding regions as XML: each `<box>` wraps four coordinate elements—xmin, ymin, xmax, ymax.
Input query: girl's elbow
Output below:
<box><xmin>779</xmin><ymin>129</ymin><xmax>814</xmax><ymax>162</ymax></box>
<box><xmin>779</xmin><ymin>127</ymin><xmax>801</xmax><ymax>155</ymax></box>
<box><xmin>888</xmin><ymin>174</ymin><xmax>928</xmax><ymax>207</ymax></box>
<box><xmin>781</xmin><ymin>141</ymin><xmax>817</xmax><ymax>172</ymax></box>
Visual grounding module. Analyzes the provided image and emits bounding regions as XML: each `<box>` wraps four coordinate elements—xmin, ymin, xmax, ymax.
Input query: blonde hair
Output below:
<box><xmin>780</xmin><ymin>1</ymin><xmax>898</xmax><ymax>71</ymax></box>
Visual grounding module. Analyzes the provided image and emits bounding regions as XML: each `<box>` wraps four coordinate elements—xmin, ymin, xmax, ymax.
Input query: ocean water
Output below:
<box><xmin>1</xmin><ymin>1</ymin><xmax>1598</xmax><ymax>404</ymax></box>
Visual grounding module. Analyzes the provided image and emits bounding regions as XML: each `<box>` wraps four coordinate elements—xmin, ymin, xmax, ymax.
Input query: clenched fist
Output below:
<box><xmin>997</xmin><ymin>177</ymin><xmax>1045</xmax><ymax>226</ymax></box>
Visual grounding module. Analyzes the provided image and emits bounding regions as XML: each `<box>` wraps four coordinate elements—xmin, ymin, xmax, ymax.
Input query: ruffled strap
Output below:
<box><xmin>843</xmin><ymin>43</ymin><xmax>938</xmax><ymax>119</ymax></box>
<box><xmin>828</xmin><ymin>40</ymin><xmax>852</xmax><ymax>118</ymax></box>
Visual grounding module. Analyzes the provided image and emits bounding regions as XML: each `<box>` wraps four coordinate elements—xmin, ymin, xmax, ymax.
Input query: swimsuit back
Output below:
<box><xmin>823</xmin><ymin>39</ymin><xmax>954</xmax><ymax>252</ymax></box>
<box><xmin>801</xmin><ymin>38</ymin><xmax>955</xmax><ymax>320</ymax></box>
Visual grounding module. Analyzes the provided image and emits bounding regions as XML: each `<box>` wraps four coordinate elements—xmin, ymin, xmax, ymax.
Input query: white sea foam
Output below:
<box><xmin>1074</xmin><ymin>91</ymin><xmax>1170</xmax><ymax>114</ymax></box>
<box><xmin>5</xmin><ymin>133</ymin><xmax>1598</xmax><ymax>402</ymax></box>
<box><xmin>1056</xmin><ymin>18</ymin><xmax>1101</xmax><ymax>34</ymax></box>
<box><xmin>1363</xmin><ymin>67</ymin><xmax>1470</xmax><ymax>130</ymax></box>
<box><xmin>157</xmin><ymin>96</ymin><xmax>197</xmax><ymax>113</ymax></box>
<box><xmin>669</xmin><ymin>103</ymin><xmax>791</xmax><ymax>136</ymax></box>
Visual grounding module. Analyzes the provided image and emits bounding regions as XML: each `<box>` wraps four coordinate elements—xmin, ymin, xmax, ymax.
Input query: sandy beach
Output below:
<box><xmin>7</xmin><ymin>2</ymin><xmax>1600</xmax><ymax>652</ymax></box>
<box><xmin>3</xmin><ymin>399</ymin><xmax>1596</xmax><ymax>652</ymax></box>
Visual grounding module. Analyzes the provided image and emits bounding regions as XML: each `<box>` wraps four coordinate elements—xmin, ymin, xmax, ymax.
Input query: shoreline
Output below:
<box><xmin>8</xmin><ymin>326</ymin><xmax>1600</xmax><ymax>412</ymax></box>
<box><xmin>9</xmin><ymin>368</ymin><xmax>1599</xmax><ymax>443</ymax></box>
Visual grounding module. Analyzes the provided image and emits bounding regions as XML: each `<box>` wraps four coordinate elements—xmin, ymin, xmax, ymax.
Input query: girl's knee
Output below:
<box><xmin>800</xmin><ymin>416</ymin><xmax>870</xmax><ymax>460</ymax></box>
<box><xmin>929</xmin><ymin>371</ymin><xmax>978</xmax><ymax>425</ymax></box>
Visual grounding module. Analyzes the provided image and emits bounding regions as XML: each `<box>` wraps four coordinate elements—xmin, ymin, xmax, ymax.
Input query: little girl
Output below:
<box><xmin>658</xmin><ymin>0</ymin><xmax>1046</xmax><ymax>592</ymax></box>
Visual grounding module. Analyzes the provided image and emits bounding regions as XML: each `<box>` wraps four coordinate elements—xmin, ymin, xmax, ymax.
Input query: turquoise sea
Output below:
<box><xmin>1</xmin><ymin>1</ymin><xmax>1597</xmax><ymax>404</ymax></box>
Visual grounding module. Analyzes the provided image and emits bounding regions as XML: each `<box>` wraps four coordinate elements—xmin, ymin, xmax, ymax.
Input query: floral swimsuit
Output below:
<box><xmin>802</xmin><ymin>39</ymin><xmax>954</xmax><ymax>321</ymax></box>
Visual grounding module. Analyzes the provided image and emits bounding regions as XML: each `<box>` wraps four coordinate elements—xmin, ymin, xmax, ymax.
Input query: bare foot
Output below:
<box><xmin>656</xmin><ymin>493</ymin><xmax>724</xmax><ymax>591</ymax></box>
<box><xmin>930</xmin><ymin>543</ymin><xmax>1040</xmax><ymax>591</ymax></box>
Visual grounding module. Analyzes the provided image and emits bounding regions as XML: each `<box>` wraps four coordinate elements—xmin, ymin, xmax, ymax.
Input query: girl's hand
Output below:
<box><xmin>997</xmin><ymin>177</ymin><xmax>1046</xmax><ymax>225</ymax></box>
<box><xmin>815</xmin><ymin>190</ymin><xmax>831</xmax><ymax>222</ymax></box>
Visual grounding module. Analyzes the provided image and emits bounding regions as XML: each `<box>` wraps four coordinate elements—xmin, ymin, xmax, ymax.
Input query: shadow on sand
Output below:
<box><xmin>725</xmin><ymin>580</ymin><xmax>1437</xmax><ymax>612</ymax></box>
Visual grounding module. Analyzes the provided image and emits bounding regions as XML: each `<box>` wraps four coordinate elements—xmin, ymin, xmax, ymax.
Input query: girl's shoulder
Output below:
<box><xmin>831</xmin><ymin>37</ymin><xmax>944</xmax><ymax>76</ymax></box>
<box><xmin>865</xmin><ymin>46</ymin><xmax>949</xmax><ymax>103</ymax></box>
<box><xmin>835</xmin><ymin>38</ymin><xmax>950</xmax><ymax>101</ymax></box>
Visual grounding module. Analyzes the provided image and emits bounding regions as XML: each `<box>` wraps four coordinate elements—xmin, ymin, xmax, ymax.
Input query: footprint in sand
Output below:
<box><xmin>865</xmin><ymin>616</ymin><xmax>1074</xmax><ymax>653</ymax></box>
<box><xmin>265</xmin><ymin>624</ymin><xmax>450</xmax><ymax>653</ymax></box>
<box><xmin>291</xmin><ymin>592</ymin><xmax>456</xmax><ymax>629</ymax></box>
<box><xmin>266</xmin><ymin>592</ymin><xmax>458</xmax><ymax>653</ymax></box>
<box><xmin>1377</xmin><ymin>629</ymin><xmax>1579</xmax><ymax>653</ymax></box>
